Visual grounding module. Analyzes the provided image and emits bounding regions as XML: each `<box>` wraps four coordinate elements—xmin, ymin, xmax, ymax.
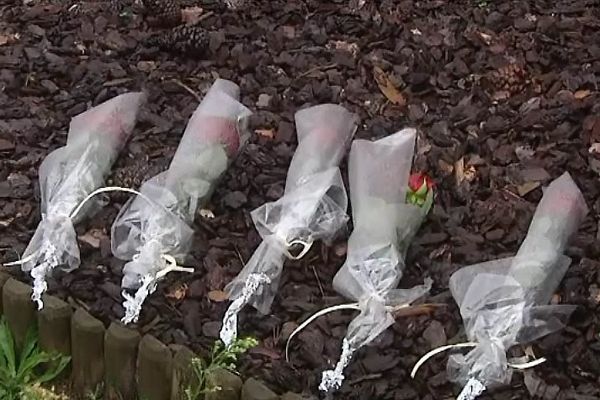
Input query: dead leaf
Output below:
<box><xmin>373</xmin><ymin>66</ymin><xmax>406</xmax><ymax>106</ymax></box>
<box><xmin>78</xmin><ymin>228</ymin><xmax>107</xmax><ymax>249</ymax></box>
<box><xmin>181</xmin><ymin>6</ymin><xmax>204</xmax><ymax>24</ymax></box>
<box><xmin>574</xmin><ymin>89</ymin><xmax>591</xmax><ymax>100</ymax></box>
<box><xmin>255</xmin><ymin>129</ymin><xmax>274</xmax><ymax>139</ymax></box>
<box><xmin>165</xmin><ymin>283</ymin><xmax>188</xmax><ymax>301</ymax></box>
<box><xmin>517</xmin><ymin>181</ymin><xmax>540</xmax><ymax>197</ymax></box>
<box><xmin>207</xmin><ymin>290</ymin><xmax>229</xmax><ymax>302</ymax></box>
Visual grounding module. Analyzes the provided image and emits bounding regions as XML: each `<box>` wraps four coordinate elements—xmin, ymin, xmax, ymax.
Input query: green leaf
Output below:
<box><xmin>0</xmin><ymin>318</ymin><xmax>16</xmax><ymax>377</ymax></box>
<box><xmin>37</xmin><ymin>354</ymin><xmax>70</xmax><ymax>383</ymax></box>
<box><xmin>18</xmin><ymin>326</ymin><xmax>39</xmax><ymax>373</ymax></box>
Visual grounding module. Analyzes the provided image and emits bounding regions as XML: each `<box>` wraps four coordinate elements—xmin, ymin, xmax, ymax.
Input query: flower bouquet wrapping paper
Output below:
<box><xmin>220</xmin><ymin>104</ymin><xmax>358</xmax><ymax>346</ymax></box>
<box><xmin>446</xmin><ymin>172</ymin><xmax>588</xmax><ymax>400</ymax></box>
<box><xmin>111</xmin><ymin>79</ymin><xmax>252</xmax><ymax>324</ymax></box>
<box><xmin>19</xmin><ymin>92</ymin><xmax>146</xmax><ymax>309</ymax></box>
<box><xmin>319</xmin><ymin>129</ymin><xmax>433</xmax><ymax>392</ymax></box>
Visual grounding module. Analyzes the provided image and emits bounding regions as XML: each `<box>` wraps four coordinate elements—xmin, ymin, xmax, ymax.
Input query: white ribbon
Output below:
<box><xmin>219</xmin><ymin>273</ymin><xmax>271</xmax><ymax>346</ymax></box>
<box><xmin>2</xmin><ymin>186</ymin><xmax>173</xmax><ymax>310</ymax></box>
<box><xmin>410</xmin><ymin>341</ymin><xmax>547</xmax><ymax>400</ymax></box>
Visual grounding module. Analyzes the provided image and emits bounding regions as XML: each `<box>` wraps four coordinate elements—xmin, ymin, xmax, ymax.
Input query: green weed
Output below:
<box><xmin>0</xmin><ymin>317</ymin><xmax>71</xmax><ymax>400</ymax></box>
<box><xmin>184</xmin><ymin>337</ymin><xmax>258</xmax><ymax>400</ymax></box>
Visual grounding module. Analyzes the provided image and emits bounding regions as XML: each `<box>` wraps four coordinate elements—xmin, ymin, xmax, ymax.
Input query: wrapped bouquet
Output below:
<box><xmin>317</xmin><ymin>129</ymin><xmax>433</xmax><ymax>392</ymax></box>
<box><xmin>220</xmin><ymin>104</ymin><xmax>359</xmax><ymax>346</ymax></box>
<box><xmin>111</xmin><ymin>79</ymin><xmax>252</xmax><ymax>324</ymax></box>
<box><xmin>13</xmin><ymin>92</ymin><xmax>146</xmax><ymax>309</ymax></box>
<box><xmin>442</xmin><ymin>172</ymin><xmax>588</xmax><ymax>399</ymax></box>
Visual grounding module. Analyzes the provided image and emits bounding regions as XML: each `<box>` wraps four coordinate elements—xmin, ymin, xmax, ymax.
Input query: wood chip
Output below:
<box><xmin>207</xmin><ymin>290</ymin><xmax>229</xmax><ymax>302</ymax></box>
<box><xmin>0</xmin><ymin>33</ymin><xmax>19</xmax><ymax>46</ymax></box>
<box><xmin>181</xmin><ymin>6</ymin><xmax>204</xmax><ymax>25</ymax></box>
<box><xmin>517</xmin><ymin>181</ymin><xmax>540</xmax><ymax>197</ymax></box>
<box><xmin>199</xmin><ymin>209</ymin><xmax>215</xmax><ymax>219</ymax></box>
<box><xmin>373</xmin><ymin>66</ymin><xmax>406</xmax><ymax>106</ymax></box>
<box><xmin>256</xmin><ymin>128</ymin><xmax>274</xmax><ymax>139</ymax></box>
<box><xmin>574</xmin><ymin>89</ymin><xmax>591</xmax><ymax>100</ymax></box>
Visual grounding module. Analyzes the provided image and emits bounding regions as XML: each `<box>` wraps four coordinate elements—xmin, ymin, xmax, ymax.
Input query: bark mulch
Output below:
<box><xmin>1</xmin><ymin>0</ymin><xmax>599</xmax><ymax>399</ymax></box>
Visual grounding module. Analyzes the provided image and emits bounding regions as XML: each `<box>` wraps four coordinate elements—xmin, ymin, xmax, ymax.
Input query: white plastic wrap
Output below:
<box><xmin>447</xmin><ymin>172</ymin><xmax>588</xmax><ymax>399</ymax></box>
<box><xmin>111</xmin><ymin>79</ymin><xmax>252</xmax><ymax>324</ymax></box>
<box><xmin>220</xmin><ymin>104</ymin><xmax>358</xmax><ymax>346</ymax></box>
<box><xmin>319</xmin><ymin>129</ymin><xmax>432</xmax><ymax>392</ymax></box>
<box><xmin>20</xmin><ymin>92</ymin><xmax>146</xmax><ymax>309</ymax></box>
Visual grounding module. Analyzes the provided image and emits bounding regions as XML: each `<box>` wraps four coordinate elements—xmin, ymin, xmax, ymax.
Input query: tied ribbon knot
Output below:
<box><xmin>121</xmin><ymin>250</ymin><xmax>194</xmax><ymax>325</ymax></box>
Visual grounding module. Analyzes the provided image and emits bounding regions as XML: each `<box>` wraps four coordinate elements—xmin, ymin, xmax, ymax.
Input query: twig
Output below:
<box><xmin>233</xmin><ymin>244</ymin><xmax>245</xmax><ymax>266</ymax></box>
<box><xmin>348</xmin><ymin>373</ymin><xmax>382</xmax><ymax>385</ymax></box>
<box><xmin>171</xmin><ymin>79</ymin><xmax>202</xmax><ymax>102</ymax></box>
<box><xmin>311</xmin><ymin>265</ymin><xmax>325</xmax><ymax>298</ymax></box>
<box><xmin>198</xmin><ymin>10</ymin><xmax>214</xmax><ymax>21</ymax></box>
<box><xmin>296</xmin><ymin>63</ymin><xmax>338</xmax><ymax>79</ymax></box>
<box><xmin>391</xmin><ymin>303</ymin><xmax>445</xmax><ymax>319</ymax></box>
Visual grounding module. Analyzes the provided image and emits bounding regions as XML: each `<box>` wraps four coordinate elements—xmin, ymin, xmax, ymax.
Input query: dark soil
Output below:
<box><xmin>1</xmin><ymin>0</ymin><xmax>600</xmax><ymax>399</ymax></box>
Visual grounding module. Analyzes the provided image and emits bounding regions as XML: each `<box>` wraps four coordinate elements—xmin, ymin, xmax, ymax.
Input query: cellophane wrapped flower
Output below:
<box><xmin>220</xmin><ymin>104</ymin><xmax>359</xmax><ymax>346</ymax></box>
<box><xmin>319</xmin><ymin>129</ymin><xmax>433</xmax><ymax>392</ymax></box>
<box><xmin>111</xmin><ymin>79</ymin><xmax>252</xmax><ymax>324</ymax></box>
<box><xmin>447</xmin><ymin>172</ymin><xmax>588</xmax><ymax>399</ymax></box>
<box><xmin>20</xmin><ymin>92</ymin><xmax>146</xmax><ymax>309</ymax></box>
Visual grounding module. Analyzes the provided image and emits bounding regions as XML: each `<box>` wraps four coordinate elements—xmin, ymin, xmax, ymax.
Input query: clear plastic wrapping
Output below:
<box><xmin>221</xmin><ymin>104</ymin><xmax>358</xmax><ymax>346</ymax></box>
<box><xmin>111</xmin><ymin>79</ymin><xmax>252</xmax><ymax>323</ymax></box>
<box><xmin>447</xmin><ymin>172</ymin><xmax>588</xmax><ymax>399</ymax></box>
<box><xmin>20</xmin><ymin>92</ymin><xmax>146</xmax><ymax>309</ymax></box>
<box><xmin>320</xmin><ymin>129</ymin><xmax>432</xmax><ymax>392</ymax></box>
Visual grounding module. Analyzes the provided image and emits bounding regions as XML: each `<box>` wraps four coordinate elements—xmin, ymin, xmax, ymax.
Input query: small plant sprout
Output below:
<box><xmin>184</xmin><ymin>337</ymin><xmax>258</xmax><ymax>400</ymax></box>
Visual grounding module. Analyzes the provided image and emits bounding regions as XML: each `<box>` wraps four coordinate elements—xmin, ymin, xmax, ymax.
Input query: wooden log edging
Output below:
<box><xmin>0</xmin><ymin>276</ymin><xmax>306</xmax><ymax>400</ymax></box>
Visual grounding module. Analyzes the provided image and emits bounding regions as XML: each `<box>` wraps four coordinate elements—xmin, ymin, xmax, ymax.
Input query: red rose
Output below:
<box><xmin>194</xmin><ymin>116</ymin><xmax>240</xmax><ymax>158</ymax></box>
<box><xmin>408</xmin><ymin>172</ymin><xmax>434</xmax><ymax>194</ymax></box>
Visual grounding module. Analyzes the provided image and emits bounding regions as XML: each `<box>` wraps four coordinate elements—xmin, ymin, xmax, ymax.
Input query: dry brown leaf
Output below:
<box><xmin>207</xmin><ymin>290</ymin><xmax>229</xmax><ymax>302</ymax></box>
<box><xmin>166</xmin><ymin>283</ymin><xmax>188</xmax><ymax>301</ymax></box>
<box><xmin>78</xmin><ymin>228</ymin><xmax>106</xmax><ymax>249</ymax></box>
<box><xmin>517</xmin><ymin>181</ymin><xmax>540</xmax><ymax>197</ymax></box>
<box><xmin>574</xmin><ymin>89</ymin><xmax>591</xmax><ymax>100</ymax></box>
<box><xmin>256</xmin><ymin>129</ymin><xmax>274</xmax><ymax>139</ymax></box>
<box><xmin>373</xmin><ymin>66</ymin><xmax>406</xmax><ymax>106</ymax></box>
<box><xmin>0</xmin><ymin>33</ymin><xmax>18</xmax><ymax>46</ymax></box>
<box><xmin>181</xmin><ymin>6</ymin><xmax>204</xmax><ymax>25</ymax></box>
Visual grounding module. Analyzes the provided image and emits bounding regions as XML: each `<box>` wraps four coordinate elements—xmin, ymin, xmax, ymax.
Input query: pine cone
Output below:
<box><xmin>144</xmin><ymin>25</ymin><xmax>209</xmax><ymax>55</ymax></box>
<box><xmin>142</xmin><ymin>0</ymin><xmax>182</xmax><ymax>27</ymax></box>
<box><xmin>487</xmin><ymin>63</ymin><xmax>528</xmax><ymax>96</ymax></box>
<box><xmin>108</xmin><ymin>158</ymin><xmax>171</xmax><ymax>203</ymax></box>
